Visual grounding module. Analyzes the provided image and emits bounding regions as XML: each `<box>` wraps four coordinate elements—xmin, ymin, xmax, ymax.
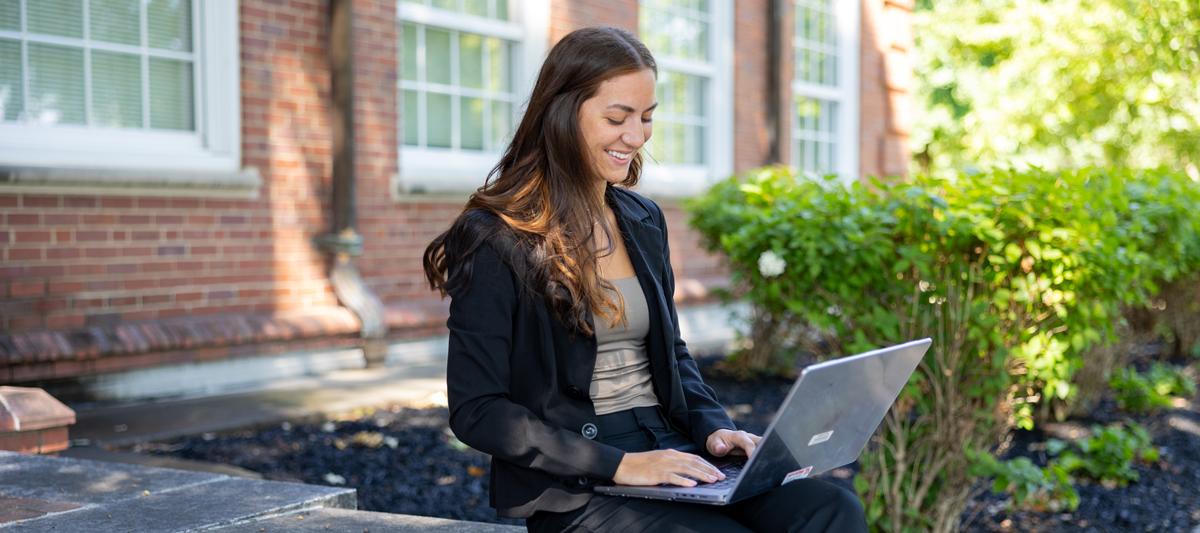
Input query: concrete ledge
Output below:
<box><xmin>0</xmin><ymin>451</ymin><xmax>355</xmax><ymax>530</ymax></box>
<box><xmin>208</xmin><ymin>507</ymin><xmax>525</xmax><ymax>532</ymax></box>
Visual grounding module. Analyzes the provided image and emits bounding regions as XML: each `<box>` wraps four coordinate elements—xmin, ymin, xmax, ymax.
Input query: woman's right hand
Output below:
<box><xmin>612</xmin><ymin>449</ymin><xmax>726</xmax><ymax>487</ymax></box>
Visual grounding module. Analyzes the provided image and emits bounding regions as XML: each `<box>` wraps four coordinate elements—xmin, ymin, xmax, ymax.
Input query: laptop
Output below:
<box><xmin>594</xmin><ymin>338</ymin><xmax>932</xmax><ymax>505</ymax></box>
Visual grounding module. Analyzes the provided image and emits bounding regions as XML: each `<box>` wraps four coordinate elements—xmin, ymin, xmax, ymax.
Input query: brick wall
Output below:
<box><xmin>0</xmin><ymin>0</ymin><xmax>911</xmax><ymax>383</ymax></box>
<box><xmin>549</xmin><ymin>0</ymin><xmax>638</xmax><ymax>43</ymax></box>
<box><xmin>0</xmin><ymin>1</ymin><xmax>338</xmax><ymax>338</ymax></box>
<box><xmin>859</xmin><ymin>0</ymin><xmax>914</xmax><ymax>178</ymax></box>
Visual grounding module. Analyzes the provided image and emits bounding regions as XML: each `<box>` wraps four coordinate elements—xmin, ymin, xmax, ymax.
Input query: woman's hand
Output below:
<box><xmin>706</xmin><ymin>429</ymin><xmax>762</xmax><ymax>458</ymax></box>
<box><xmin>612</xmin><ymin>449</ymin><xmax>727</xmax><ymax>487</ymax></box>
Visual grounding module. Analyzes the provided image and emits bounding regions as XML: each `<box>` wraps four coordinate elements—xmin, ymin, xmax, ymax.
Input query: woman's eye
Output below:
<box><xmin>641</xmin><ymin>117</ymin><xmax>654</xmax><ymax>124</ymax></box>
<box><xmin>606</xmin><ymin>118</ymin><xmax>623</xmax><ymax>125</ymax></box>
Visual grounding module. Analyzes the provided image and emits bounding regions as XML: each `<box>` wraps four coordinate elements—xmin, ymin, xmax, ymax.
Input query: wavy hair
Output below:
<box><xmin>423</xmin><ymin>26</ymin><xmax>657</xmax><ymax>336</ymax></box>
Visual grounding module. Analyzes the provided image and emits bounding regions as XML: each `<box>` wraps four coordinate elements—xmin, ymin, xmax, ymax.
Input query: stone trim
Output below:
<box><xmin>0</xmin><ymin>308</ymin><xmax>360</xmax><ymax>367</ymax></box>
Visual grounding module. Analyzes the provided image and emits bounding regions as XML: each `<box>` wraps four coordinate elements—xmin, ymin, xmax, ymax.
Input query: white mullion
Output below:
<box><xmin>140</xmin><ymin>0</ymin><xmax>150</xmax><ymax>129</ymax></box>
<box><xmin>82</xmin><ymin>0</ymin><xmax>93</xmax><ymax>127</ymax></box>
<box><xmin>18</xmin><ymin>0</ymin><xmax>28</xmax><ymax>121</ymax></box>
<box><xmin>191</xmin><ymin>0</ymin><xmax>204</xmax><ymax>138</ymax></box>
<box><xmin>417</xmin><ymin>24</ymin><xmax>427</xmax><ymax>148</ymax></box>
<box><xmin>1</xmin><ymin>29</ymin><xmax>195</xmax><ymax>60</ymax></box>
<box><xmin>656</xmin><ymin>57</ymin><xmax>713</xmax><ymax>78</ymax></box>
<box><xmin>481</xmin><ymin>33</ymin><xmax>491</xmax><ymax>150</ymax></box>
<box><xmin>450</xmin><ymin>29</ymin><xmax>459</xmax><ymax>149</ymax></box>
<box><xmin>404</xmin><ymin>80</ymin><xmax>501</xmax><ymax>100</ymax></box>
<box><xmin>791</xmin><ymin>80</ymin><xmax>841</xmax><ymax>102</ymax></box>
<box><xmin>399</xmin><ymin>3</ymin><xmax>521</xmax><ymax>40</ymax></box>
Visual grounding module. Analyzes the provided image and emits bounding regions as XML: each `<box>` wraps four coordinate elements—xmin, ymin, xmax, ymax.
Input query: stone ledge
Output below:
<box><xmin>208</xmin><ymin>507</ymin><xmax>524</xmax><ymax>533</ymax></box>
<box><xmin>0</xmin><ymin>307</ymin><xmax>360</xmax><ymax>367</ymax></box>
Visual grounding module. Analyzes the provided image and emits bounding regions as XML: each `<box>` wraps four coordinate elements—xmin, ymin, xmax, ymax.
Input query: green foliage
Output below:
<box><xmin>686</xmin><ymin>165</ymin><xmax>1200</xmax><ymax>532</ymax></box>
<box><xmin>1110</xmin><ymin>363</ymin><xmax>1198</xmax><ymax>413</ymax></box>
<box><xmin>966</xmin><ymin>450</ymin><xmax>1079</xmax><ymax>512</ymax></box>
<box><xmin>912</xmin><ymin>0</ymin><xmax>1200</xmax><ymax>178</ymax></box>
<box><xmin>1047</xmin><ymin>423</ymin><xmax>1160</xmax><ymax>486</ymax></box>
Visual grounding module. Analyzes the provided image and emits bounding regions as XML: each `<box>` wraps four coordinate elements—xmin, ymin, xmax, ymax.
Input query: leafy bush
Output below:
<box><xmin>686</xmin><ymin>166</ymin><xmax>1200</xmax><ymax>532</ymax></box>
<box><xmin>966</xmin><ymin>451</ymin><xmax>1079</xmax><ymax>513</ymax></box>
<box><xmin>1047</xmin><ymin>423</ymin><xmax>1160</xmax><ymax>487</ymax></box>
<box><xmin>1110</xmin><ymin>363</ymin><xmax>1198</xmax><ymax>413</ymax></box>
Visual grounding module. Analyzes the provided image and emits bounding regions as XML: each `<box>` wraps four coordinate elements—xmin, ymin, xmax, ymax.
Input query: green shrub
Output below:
<box><xmin>1110</xmin><ymin>363</ymin><xmax>1198</xmax><ymax>413</ymax></box>
<box><xmin>686</xmin><ymin>166</ymin><xmax>1200</xmax><ymax>532</ymax></box>
<box><xmin>966</xmin><ymin>450</ymin><xmax>1079</xmax><ymax>513</ymax></box>
<box><xmin>1047</xmin><ymin>423</ymin><xmax>1160</xmax><ymax>487</ymax></box>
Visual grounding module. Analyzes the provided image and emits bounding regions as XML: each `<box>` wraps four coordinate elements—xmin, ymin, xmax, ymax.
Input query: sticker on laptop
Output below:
<box><xmin>782</xmin><ymin>466</ymin><xmax>814</xmax><ymax>485</ymax></box>
<box><xmin>808</xmin><ymin>430</ymin><xmax>834</xmax><ymax>446</ymax></box>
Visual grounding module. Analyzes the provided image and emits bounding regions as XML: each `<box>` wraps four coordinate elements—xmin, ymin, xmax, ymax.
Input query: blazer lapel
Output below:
<box><xmin>607</xmin><ymin>188</ymin><xmax>685</xmax><ymax>419</ymax></box>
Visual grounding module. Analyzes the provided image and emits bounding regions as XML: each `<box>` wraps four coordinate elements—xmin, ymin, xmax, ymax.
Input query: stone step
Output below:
<box><xmin>0</xmin><ymin>451</ymin><xmax>354</xmax><ymax>531</ymax></box>
<box><xmin>207</xmin><ymin>507</ymin><xmax>525</xmax><ymax>533</ymax></box>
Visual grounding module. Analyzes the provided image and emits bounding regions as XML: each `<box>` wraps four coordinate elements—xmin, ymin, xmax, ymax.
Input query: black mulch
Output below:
<box><xmin>130</xmin><ymin>356</ymin><xmax>1199</xmax><ymax>531</ymax></box>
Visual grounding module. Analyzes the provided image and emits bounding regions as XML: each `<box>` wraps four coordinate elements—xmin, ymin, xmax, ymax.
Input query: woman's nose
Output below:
<box><xmin>621</xmin><ymin>127</ymin><xmax>645</xmax><ymax>148</ymax></box>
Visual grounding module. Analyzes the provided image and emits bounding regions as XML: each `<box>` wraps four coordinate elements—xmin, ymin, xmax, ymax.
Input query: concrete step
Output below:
<box><xmin>0</xmin><ymin>451</ymin><xmax>354</xmax><ymax>531</ymax></box>
<box><xmin>208</xmin><ymin>507</ymin><xmax>524</xmax><ymax>532</ymax></box>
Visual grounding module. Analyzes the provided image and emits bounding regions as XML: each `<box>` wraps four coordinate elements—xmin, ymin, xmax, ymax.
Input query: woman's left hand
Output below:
<box><xmin>705</xmin><ymin>429</ymin><xmax>762</xmax><ymax>457</ymax></box>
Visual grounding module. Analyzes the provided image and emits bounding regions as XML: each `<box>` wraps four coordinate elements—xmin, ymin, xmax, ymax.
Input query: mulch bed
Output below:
<box><xmin>130</xmin><ymin>355</ymin><xmax>1199</xmax><ymax>531</ymax></box>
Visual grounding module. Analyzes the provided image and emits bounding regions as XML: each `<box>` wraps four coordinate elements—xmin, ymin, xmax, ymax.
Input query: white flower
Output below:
<box><xmin>384</xmin><ymin>436</ymin><xmax>399</xmax><ymax>449</ymax></box>
<box><xmin>757</xmin><ymin>250</ymin><xmax>787</xmax><ymax>278</ymax></box>
<box><xmin>323</xmin><ymin>472</ymin><xmax>346</xmax><ymax>485</ymax></box>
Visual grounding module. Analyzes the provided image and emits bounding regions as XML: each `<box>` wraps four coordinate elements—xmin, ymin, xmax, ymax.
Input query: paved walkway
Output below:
<box><xmin>1</xmin><ymin>362</ymin><xmax>524</xmax><ymax>531</ymax></box>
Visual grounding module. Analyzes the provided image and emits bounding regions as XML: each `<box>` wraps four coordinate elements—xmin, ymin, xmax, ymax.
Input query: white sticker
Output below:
<box><xmin>808</xmin><ymin>430</ymin><xmax>834</xmax><ymax>446</ymax></box>
<box><xmin>782</xmin><ymin>466</ymin><xmax>813</xmax><ymax>484</ymax></box>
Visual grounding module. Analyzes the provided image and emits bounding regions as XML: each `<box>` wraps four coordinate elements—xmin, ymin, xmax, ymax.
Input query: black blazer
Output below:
<box><xmin>444</xmin><ymin>185</ymin><xmax>736</xmax><ymax>518</ymax></box>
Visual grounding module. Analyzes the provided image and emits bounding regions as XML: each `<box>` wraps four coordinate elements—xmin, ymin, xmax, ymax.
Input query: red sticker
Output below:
<box><xmin>782</xmin><ymin>466</ymin><xmax>813</xmax><ymax>485</ymax></box>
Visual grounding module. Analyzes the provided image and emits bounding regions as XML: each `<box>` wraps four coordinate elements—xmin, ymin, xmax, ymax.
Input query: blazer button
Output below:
<box><xmin>576</xmin><ymin>476</ymin><xmax>590</xmax><ymax>487</ymax></box>
<box><xmin>581</xmin><ymin>422</ymin><xmax>598</xmax><ymax>440</ymax></box>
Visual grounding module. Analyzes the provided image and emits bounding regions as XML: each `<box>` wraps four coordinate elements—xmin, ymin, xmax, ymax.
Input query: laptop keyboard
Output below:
<box><xmin>698</xmin><ymin>463</ymin><xmax>743</xmax><ymax>490</ymax></box>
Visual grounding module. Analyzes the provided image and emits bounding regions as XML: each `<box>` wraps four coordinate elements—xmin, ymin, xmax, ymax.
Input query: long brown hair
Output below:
<box><xmin>422</xmin><ymin>26</ymin><xmax>657</xmax><ymax>336</ymax></box>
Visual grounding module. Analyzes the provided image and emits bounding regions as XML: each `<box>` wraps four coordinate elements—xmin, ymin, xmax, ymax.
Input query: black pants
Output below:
<box><xmin>526</xmin><ymin>406</ymin><xmax>868</xmax><ymax>533</ymax></box>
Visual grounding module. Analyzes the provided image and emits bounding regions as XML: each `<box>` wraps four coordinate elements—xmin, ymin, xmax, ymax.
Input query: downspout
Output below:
<box><xmin>317</xmin><ymin>0</ymin><xmax>388</xmax><ymax>366</ymax></box>
<box><xmin>766</xmin><ymin>0</ymin><xmax>783</xmax><ymax>164</ymax></box>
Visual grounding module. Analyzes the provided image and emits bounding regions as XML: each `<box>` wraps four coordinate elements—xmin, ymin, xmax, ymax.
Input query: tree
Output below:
<box><xmin>911</xmin><ymin>0</ymin><xmax>1200</xmax><ymax>178</ymax></box>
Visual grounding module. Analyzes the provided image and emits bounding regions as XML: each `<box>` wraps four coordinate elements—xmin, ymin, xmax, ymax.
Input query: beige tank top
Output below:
<box><xmin>590</xmin><ymin>276</ymin><xmax>659</xmax><ymax>415</ymax></box>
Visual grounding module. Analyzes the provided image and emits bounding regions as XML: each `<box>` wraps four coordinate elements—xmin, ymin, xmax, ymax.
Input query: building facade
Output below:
<box><xmin>0</xmin><ymin>0</ymin><xmax>914</xmax><ymax>400</ymax></box>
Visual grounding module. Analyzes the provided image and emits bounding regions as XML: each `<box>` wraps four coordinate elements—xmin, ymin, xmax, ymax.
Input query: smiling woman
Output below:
<box><xmin>420</xmin><ymin>26</ymin><xmax>866</xmax><ymax>533</ymax></box>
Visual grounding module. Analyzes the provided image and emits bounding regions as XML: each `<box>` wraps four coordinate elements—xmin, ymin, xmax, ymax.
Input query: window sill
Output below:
<box><xmin>0</xmin><ymin>165</ymin><xmax>262</xmax><ymax>199</ymax></box>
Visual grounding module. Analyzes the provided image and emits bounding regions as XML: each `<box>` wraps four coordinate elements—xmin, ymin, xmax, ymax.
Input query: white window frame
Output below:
<box><xmin>395</xmin><ymin>0</ymin><xmax>548</xmax><ymax>196</ymax></box>
<box><xmin>0</xmin><ymin>1</ymin><xmax>252</xmax><ymax>195</ymax></box>
<box><xmin>790</xmin><ymin>0</ymin><xmax>859</xmax><ymax>182</ymax></box>
<box><xmin>637</xmin><ymin>0</ymin><xmax>734</xmax><ymax>198</ymax></box>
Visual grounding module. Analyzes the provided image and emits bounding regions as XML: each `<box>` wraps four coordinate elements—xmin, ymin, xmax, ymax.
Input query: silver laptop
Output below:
<box><xmin>594</xmin><ymin>338</ymin><xmax>932</xmax><ymax>505</ymax></box>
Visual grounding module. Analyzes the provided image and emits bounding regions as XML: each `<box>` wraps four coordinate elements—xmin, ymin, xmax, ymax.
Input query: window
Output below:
<box><xmin>791</xmin><ymin>0</ymin><xmax>858</xmax><ymax>179</ymax></box>
<box><xmin>637</xmin><ymin>0</ymin><xmax>732</xmax><ymax>197</ymax></box>
<box><xmin>396</xmin><ymin>0</ymin><xmax>547</xmax><ymax>195</ymax></box>
<box><xmin>0</xmin><ymin>0</ymin><xmax>246</xmax><ymax>192</ymax></box>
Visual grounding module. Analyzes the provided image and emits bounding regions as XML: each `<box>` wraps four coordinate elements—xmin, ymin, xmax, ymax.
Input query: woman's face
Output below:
<box><xmin>578</xmin><ymin>68</ymin><xmax>657</xmax><ymax>186</ymax></box>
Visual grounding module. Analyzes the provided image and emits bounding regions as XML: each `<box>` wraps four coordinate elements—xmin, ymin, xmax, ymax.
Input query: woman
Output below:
<box><xmin>423</xmin><ymin>26</ymin><xmax>866</xmax><ymax>532</ymax></box>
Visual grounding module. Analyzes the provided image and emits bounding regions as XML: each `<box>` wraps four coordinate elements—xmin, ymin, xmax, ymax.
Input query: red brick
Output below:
<box><xmin>100</xmin><ymin>197</ymin><xmax>133</xmax><ymax>208</ymax></box>
<box><xmin>0</xmin><ymin>195</ymin><xmax>17</xmax><ymax>207</ymax></box>
<box><xmin>75</xmin><ymin>230</ymin><xmax>108</xmax><ymax>242</ymax></box>
<box><xmin>22</xmin><ymin>195</ymin><xmax>60</xmax><ymax>208</ymax></box>
<box><xmin>83</xmin><ymin>248</ymin><xmax>120</xmax><ymax>258</ymax></box>
<box><xmin>7</xmin><ymin>213</ymin><xmax>39</xmax><ymax>225</ymax></box>
<box><xmin>7</xmin><ymin>248</ymin><xmax>42</xmax><ymax>261</ymax></box>
<box><xmin>14</xmin><ymin>231</ymin><xmax>51</xmax><ymax>243</ymax></box>
<box><xmin>47</xmin><ymin>281</ymin><xmax>85</xmax><ymax>294</ymax></box>
<box><xmin>118</xmin><ymin>214</ymin><xmax>151</xmax><ymax>224</ymax></box>
<box><xmin>10</xmin><ymin>280</ymin><xmax>45</xmax><ymax>297</ymax></box>
<box><xmin>42</xmin><ymin>213</ymin><xmax>79</xmax><ymax>225</ymax></box>
<box><xmin>46</xmin><ymin>314</ymin><xmax>86</xmax><ymax>329</ymax></box>
<box><xmin>64</xmin><ymin>196</ymin><xmax>97</xmax><ymax>208</ymax></box>
<box><xmin>132</xmin><ymin>230</ymin><xmax>160</xmax><ymax>241</ymax></box>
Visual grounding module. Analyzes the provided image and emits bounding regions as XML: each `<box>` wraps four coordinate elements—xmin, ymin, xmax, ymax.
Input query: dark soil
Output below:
<box><xmin>130</xmin><ymin>355</ymin><xmax>1199</xmax><ymax>531</ymax></box>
